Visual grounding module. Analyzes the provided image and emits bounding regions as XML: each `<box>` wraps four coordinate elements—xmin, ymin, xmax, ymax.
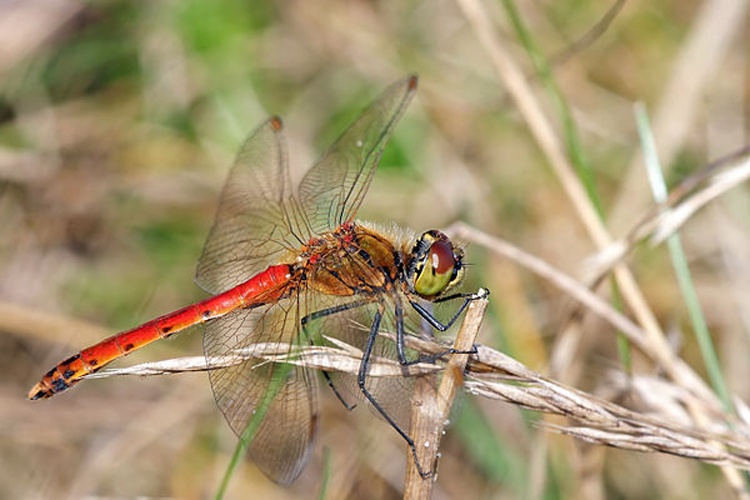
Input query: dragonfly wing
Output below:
<box><xmin>204</xmin><ymin>303</ymin><xmax>318</xmax><ymax>485</ymax></box>
<box><xmin>298</xmin><ymin>76</ymin><xmax>418</xmax><ymax>235</ymax></box>
<box><xmin>196</xmin><ymin>118</ymin><xmax>305</xmax><ymax>294</ymax></box>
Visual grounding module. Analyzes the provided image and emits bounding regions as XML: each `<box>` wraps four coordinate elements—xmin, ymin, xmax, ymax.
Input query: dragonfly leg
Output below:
<box><xmin>322</xmin><ymin>371</ymin><xmax>356</xmax><ymax>411</ymax></box>
<box><xmin>402</xmin><ymin>289</ymin><xmax>489</xmax><ymax>365</ymax></box>
<box><xmin>394</xmin><ymin>300</ymin><xmax>409</xmax><ymax>365</ymax></box>
<box><xmin>410</xmin><ymin>288</ymin><xmax>489</xmax><ymax>332</ymax></box>
<box><xmin>301</xmin><ymin>298</ymin><xmax>373</xmax><ymax>411</ymax></box>
<box><xmin>360</xmin><ymin>307</ymin><xmax>432</xmax><ymax>479</ymax></box>
<box><xmin>300</xmin><ymin>299</ymin><xmax>372</xmax><ymax>326</ymax></box>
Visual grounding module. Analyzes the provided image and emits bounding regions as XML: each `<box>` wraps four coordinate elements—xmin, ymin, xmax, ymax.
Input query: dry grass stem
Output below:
<box><xmin>609</xmin><ymin>0</ymin><xmax>750</xmax><ymax>227</ymax></box>
<box><xmin>454</xmin><ymin>0</ymin><xmax>695</xmax><ymax>426</ymax></box>
<box><xmin>589</xmin><ymin>151</ymin><xmax>750</xmax><ymax>276</ymax></box>
<box><xmin>79</xmin><ymin>305</ymin><xmax>750</xmax><ymax>476</ymax></box>
<box><xmin>446</xmin><ymin>222</ymin><xmax>718</xmax><ymax>404</ymax></box>
<box><xmin>466</xmin><ymin>345</ymin><xmax>750</xmax><ymax>469</ymax></box>
<box><xmin>405</xmin><ymin>288</ymin><xmax>489</xmax><ymax>499</ymax></box>
<box><xmin>0</xmin><ymin>301</ymin><xmax>109</xmax><ymax>348</ymax></box>
<box><xmin>84</xmin><ymin>339</ymin><xmax>443</xmax><ymax>380</ymax></box>
<box><xmin>466</xmin><ymin>346</ymin><xmax>750</xmax><ymax>469</ymax></box>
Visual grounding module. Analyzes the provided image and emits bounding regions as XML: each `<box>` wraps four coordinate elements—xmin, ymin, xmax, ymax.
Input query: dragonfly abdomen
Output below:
<box><xmin>28</xmin><ymin>264</ymin><xmax>293</xmax><ymax>400</ymax></box>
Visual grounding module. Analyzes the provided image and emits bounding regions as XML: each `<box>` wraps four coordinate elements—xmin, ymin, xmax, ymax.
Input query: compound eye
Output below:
<box><xmin>414</xmin><ymin>238</ymin><xmax>456</xmax><ymax>298</ymax></box>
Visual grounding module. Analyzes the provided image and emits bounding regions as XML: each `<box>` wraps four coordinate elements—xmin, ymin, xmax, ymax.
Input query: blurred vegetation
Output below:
<box><xmin>1</xmin><ymin>0</ymin><xmax>748</xmax><ymax>498</ymax></box>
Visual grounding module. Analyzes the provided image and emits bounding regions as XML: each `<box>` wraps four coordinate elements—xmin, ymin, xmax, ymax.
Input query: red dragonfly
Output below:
<box><xmin>28</xmin><ymin>76</ymin><xmax>479</xmax><ymax>484</ymax></box>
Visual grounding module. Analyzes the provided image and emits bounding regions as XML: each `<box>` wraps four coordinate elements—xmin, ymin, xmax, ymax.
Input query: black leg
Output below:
<box><xmin>300</xmin><ymin>298</ymin><xmax>373</xmax><ymax>411</ymax></box>
<box><xmin>300</xmin><ymin>298</ymin><xmax>372</xmax><ymax>327</ymax></box>
<box><xmin>394</xmin><ymin>299</ymin><xmax>467</xmax><ymax>367</ymax></box>
<box><xmin>322</xmin><ymin>370</ymin><xmax>356</xmax><ymax>411</ymax></box>
<box><xmin>358</xmin><ymin>306</ymin><xmax>432</xmax><ymax>479</ymax></box>
<box><xmin>394</xmin><ymin>301</ymin><xmax>409</xmax><ymax>365</ymax></box>
<box><xmin>399</xmin><ymin>290</ymin><xmax>486</xmax><ymax>365</ymax></box>
<box><xmin>409</xmin><ymin>291</ymin><xmax>486</xmax><ymax>332</ymax></box>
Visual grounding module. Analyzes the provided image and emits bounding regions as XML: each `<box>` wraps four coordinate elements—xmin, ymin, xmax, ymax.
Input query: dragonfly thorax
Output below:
<box><xmin>300</xmin><ymin>222</ymin><xmax>402</xmax><ymax>297</ymax></box>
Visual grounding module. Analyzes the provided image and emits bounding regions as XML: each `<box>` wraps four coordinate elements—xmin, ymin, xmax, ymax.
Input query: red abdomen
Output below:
<box><xmin>28</xmin><ymin>264</ymin><xmax>292</xmax><ymax>400</ymax></box>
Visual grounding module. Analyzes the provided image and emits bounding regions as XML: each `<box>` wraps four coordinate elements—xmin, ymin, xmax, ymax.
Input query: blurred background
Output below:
<box><xmin>2</xmin><ymin>0</ymin><xmax>748</xmax><ymax>498</ymax></box>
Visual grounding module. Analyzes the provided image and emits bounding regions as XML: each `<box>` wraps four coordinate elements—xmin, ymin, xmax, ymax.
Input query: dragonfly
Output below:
<box><xmin>28</xmin><ymin>75</ymin><xmax>482</xmax><ymax>484</ymax></box>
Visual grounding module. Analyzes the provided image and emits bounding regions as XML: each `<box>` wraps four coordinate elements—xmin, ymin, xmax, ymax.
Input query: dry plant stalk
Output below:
<box><xmin>466</xmin><ymin>346</ymin><xmax>750</xmax><ymax>470</ymax></box>
<box><xmin>588</xmin><ymin>150</ymin><xmax>750</xmax><ymax>279</ymax></box>
<box><xmin>405</xmin><ymin>288</ymin><xmax>489</xmax><ymax>499</ymax></box>
<box><xmin>454</xmin><ymin>0</ymin><xmax>750</xmax><ymax>492</ymax></box>
<box><xmin>82</xmin><ymin>302</ymin><xmax>750</xmax><ymax>477</ymax></box>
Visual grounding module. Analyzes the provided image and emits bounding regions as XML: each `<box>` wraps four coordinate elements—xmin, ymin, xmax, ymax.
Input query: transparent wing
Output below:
<box><xmin>203</xmin><ymin>301</ymin><xmax>318</xmax><ymax>485</ymax></box>
<box><xmin>196</xmin><ymin>118</ymin><xmax>305</xmax><ymax>294</ymax></box>
<box><xmin>298</xmin><ymin>76</ymin><xmax>418</xmax><ymax>235</ymax></box>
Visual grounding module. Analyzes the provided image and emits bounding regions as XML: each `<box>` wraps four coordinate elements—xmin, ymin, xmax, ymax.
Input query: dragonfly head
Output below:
<box><xmin>408</xmin><ymin>230</ymin><xmax>464</xmax><ymax>299</ymax></box>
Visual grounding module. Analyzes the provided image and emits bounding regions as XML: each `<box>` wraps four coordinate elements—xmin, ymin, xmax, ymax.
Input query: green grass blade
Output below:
<box><xmin>501</xmin><ymin>0</ymin><xmax>604</xmax><ymax>215</ymax></box>
<box><xmin>214</xmin><ymin>361</ymin><xmax>294</xmax><ymax>499</ymax></box>
<box><xmin>635</xmin><ymin>103</ymin><xmax>732</xmax><ymax>411</ymax></box>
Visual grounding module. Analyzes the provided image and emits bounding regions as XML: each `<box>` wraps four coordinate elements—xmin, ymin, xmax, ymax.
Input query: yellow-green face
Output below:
<box><xmin>411</xmin><ymin>230</ymin><xmax>464</xmax><ymax>299</ymax></box>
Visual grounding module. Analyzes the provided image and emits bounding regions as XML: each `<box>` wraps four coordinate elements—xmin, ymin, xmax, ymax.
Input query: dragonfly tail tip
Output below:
<box><xmin>27</xmin><ymin>385</ymin><xmax>49</xmax><ymax>400</ymax></box>
<box><xmin>270</xmin><ymin>116</ymin><xmax>284</xmax><ymax>131</ymax></box>
<box><xmin>407</xmin><ymin>75</ymin><xmax>419</xmax><ymax>91</ymax></box>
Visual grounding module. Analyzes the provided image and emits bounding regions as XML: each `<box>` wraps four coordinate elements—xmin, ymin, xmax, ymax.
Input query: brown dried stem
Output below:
<box><xmin>81</xmin><ymin>319</ymin><xmax>750</xmax><ymax>475</ymax></box>
<box><xmin>405</xmin><ymin>288</ymin><xmax>489</xmax><ymax>499</ymax></box>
